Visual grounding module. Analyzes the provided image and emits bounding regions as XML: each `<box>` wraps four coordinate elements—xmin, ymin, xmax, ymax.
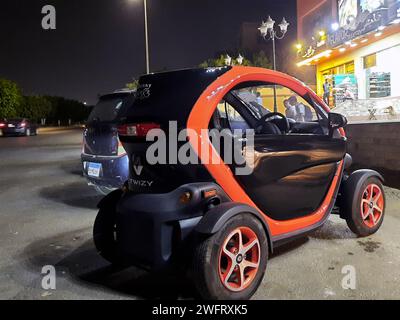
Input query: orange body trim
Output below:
<box><xmin>187</xmin><ymin>66</ymin><xmax>345</xmax><ymax>237</ymax></box>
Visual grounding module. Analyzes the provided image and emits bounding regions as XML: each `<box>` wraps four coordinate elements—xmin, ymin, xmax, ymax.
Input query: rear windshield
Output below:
<box><xmin>126</xmin><ymin>68</ymin><xmax>231</xmax><ymax>128</ymax></box>
<box><xmin>88</xmin><ymin>95</ymin><xmax>133</xmax><ymax>123</ymax></box>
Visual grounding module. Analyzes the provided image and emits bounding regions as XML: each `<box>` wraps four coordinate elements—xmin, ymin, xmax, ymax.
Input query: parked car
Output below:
<box><xmin>93</xmin><ymin>67</ymin><xmax>385</xmax><ymax>300</ymax></box>
<box><xmin>81</xmin><ymin>90</ymin><xmax>134</xmax><ymax>195</ymax></box>
<box><xmin>0</xmin><ymin>118</ymin><xmax>38</xmax><ymax>136</ymax></box>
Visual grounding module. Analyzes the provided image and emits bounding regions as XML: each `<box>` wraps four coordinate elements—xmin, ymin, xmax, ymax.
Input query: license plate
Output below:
<box><xmin>87</xmin><ymin>162</ymin><xmax>102</xmax><ymax>178</ymax></box>
<box><xmin>8</xmin><ymin>124</ymin><xmax>15</xmax><ymax>128</ymax></box>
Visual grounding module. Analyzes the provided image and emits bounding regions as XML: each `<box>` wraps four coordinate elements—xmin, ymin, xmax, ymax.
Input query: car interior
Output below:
<box><xmin>210</xmin><ymin>82</ymin><xmax>330</xmax><ymax>137</ymax></box>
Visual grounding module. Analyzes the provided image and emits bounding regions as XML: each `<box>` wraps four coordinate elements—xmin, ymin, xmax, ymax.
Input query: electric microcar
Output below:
<box><xmin>93</xmin><ymin>67</ymin><xmax>385</xmax><ymax>300</ymax></box>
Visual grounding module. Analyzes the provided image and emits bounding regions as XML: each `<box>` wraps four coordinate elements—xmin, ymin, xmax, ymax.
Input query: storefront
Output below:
<box><xmin>296</xmin><ymin>0</ymin><xmax>400</xmax><ymax>120</ymax></box>
<box><xmin>316</xmin><ymin>31</ymin><xmax>400</xmax><ymax>107</ymax></box>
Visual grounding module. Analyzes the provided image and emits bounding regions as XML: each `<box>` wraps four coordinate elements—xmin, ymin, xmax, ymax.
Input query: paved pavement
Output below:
<box><xmin>0</xmin><ymin>128</ymin><xmax>399</xmax><ymax>300</ymax></box>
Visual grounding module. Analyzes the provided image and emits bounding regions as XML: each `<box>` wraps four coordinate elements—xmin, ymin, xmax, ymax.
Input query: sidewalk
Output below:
<box><xmin>38</xmin><ymin>125</ymin><xmax>85</xmax><ymax>133</ymax></box>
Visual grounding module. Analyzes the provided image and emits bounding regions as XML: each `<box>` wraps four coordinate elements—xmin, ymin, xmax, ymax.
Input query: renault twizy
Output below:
<box><xmin>93</xmin><ymin>67</ymin><xmax>385</xmax><ymax>300</ymax></box>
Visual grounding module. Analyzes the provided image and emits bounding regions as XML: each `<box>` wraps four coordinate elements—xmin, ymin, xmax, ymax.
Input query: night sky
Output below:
<box><xmin>0</xmin><ymin>0</ymin><xmax>297</xmax><ymax>105</ymax></box>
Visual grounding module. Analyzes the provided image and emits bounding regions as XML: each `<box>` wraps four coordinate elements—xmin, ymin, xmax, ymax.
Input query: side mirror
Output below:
<box><xmin>328</xmin><ymin>112</ymin><xmax>347</xmax><ymax>136</ymax></box>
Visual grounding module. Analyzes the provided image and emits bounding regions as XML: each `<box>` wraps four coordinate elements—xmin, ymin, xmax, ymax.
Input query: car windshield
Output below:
<box><xmin>88</xmin><ymin>96</ymin><xmax>130</xmax><ymax>123</ymax></box>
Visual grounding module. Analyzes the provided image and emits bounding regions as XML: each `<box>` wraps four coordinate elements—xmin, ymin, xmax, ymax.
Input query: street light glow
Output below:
<box><xmin>265</xmin><ymin>16</ymin><xmax>276</xmax><ymax>30</ymax></box>
<box><xmin>278</xmin><ymin>17</ymin><xmax>289</xmax><ymax>33</ymax></box>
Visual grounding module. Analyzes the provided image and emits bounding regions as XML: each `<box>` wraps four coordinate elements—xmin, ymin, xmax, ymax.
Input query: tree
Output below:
<box><xmin>199</xmin><ymin>51</ymin><xmax>271</xmax><ymax>69</ymax></box>
<box><xmin>252</xmin><ymin>51</ymin><xmax>271</xmax><ymax>69</ymax></box>
<box><xmin>17</xmin><ymin>95</ymin><xmax>52</xmax><ymax>122</ymax></box>
<box><xmin>125</xmin><ymin>79</ymin><xmax>139</xmax><ymax>90</ymax></box>
<box><xmin>0</xmin><ymin>79</ymin><xmax>22</xmax><ymax>119</ymax></box>
<box><xmin>199</xmin><ymin>54</ymin><xmax>227</xmax><ymax>68</ymax></box>
<box><xmin>44</xmin><ymin>96</ymin><xmax>90</xmax><ymax>124</ymax></box>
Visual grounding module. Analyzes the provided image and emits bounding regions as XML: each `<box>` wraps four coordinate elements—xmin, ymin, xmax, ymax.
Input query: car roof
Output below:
<box><xmin>98</xmin><ymin>89</ymin><xmax>136</xmax><ymax>100</ymax></box>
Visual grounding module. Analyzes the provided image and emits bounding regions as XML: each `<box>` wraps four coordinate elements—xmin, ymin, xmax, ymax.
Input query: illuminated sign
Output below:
<box><xmin>328</xmin><ymin>0</ymin><xmax>389</xmax><ymax>47</ymax></box>
<box><xmin>339</xmin><ymin>0</ymin><xmax>359</xmax><ymax>28</ymax></box>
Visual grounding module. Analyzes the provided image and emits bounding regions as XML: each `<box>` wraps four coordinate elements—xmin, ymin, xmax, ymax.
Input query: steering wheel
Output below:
<box><xmin>256</xmin><ymin>112</ymin><xmax>290</xmax><ymax>134</ymax></box>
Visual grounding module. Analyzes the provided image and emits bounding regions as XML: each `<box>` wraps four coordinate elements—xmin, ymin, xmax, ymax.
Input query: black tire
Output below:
<box><xmin>93</xmin><ymin>206</ymin><xmax>119</xmax><ymax>263</ymax></box>
<box><xmin>345</xmin><ymin>176</ymin><xmax>385</xmax><ymax>237</ymax></box>
<box><xmin>192</xmin><ymin>213</ymin><xmax>268</xmax><ymax>300</ymax></box>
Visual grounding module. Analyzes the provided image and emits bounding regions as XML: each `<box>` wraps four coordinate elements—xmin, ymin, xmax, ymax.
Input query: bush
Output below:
<box><xmin>45</xmin><ymin>96</ymin><xmax>91</xmax><ymax>124</ymax></box>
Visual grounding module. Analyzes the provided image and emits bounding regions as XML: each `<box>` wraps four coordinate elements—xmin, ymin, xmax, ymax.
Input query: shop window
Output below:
<box><xmin>345</xmin><ymin>62</ymin><xmax>355</xmax><ymax>74</ymax></box>
<box><xmin>367</xmin><ymin>71</ymin><xmax>391</xmax><ymax>98</ymax></box>
<box><xmin>364</xmin><ymin>54</ymin><xmax>377</xmax><ymax>69</ymax></box>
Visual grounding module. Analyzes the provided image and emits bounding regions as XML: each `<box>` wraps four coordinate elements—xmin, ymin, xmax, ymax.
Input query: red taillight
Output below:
<box><xmin>117</xmin><ymin>123</ymin><xmax>161</xmax><ymax>137</ymax></box>
<box><xmin>21</xmin><ymin>122</ymin><xmax>26</xmax><ymax>128</ymax></box>
<box><xmin>0</xmin><ymin>123</ymin><xmax>5</xmax><ymax>128</ymax></box>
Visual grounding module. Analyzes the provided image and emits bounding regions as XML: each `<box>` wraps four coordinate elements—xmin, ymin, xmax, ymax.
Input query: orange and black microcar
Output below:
<box><xmin>93</xmin><ymin>67</ymin><xmax>385</xmax><ymax>300</ymax></box>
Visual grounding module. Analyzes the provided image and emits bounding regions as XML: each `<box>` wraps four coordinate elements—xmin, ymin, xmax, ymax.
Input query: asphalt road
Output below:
<box><xmin>0</xmin><ymin>129</ymin><xmax>400</xmax><ymax>300</ymax></box>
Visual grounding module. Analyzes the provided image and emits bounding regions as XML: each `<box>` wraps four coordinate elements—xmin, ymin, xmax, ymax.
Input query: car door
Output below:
<box><xmin>225</xmin><ymin>83</ymin><xmax>347</xmax><ymax>221</ymax></box>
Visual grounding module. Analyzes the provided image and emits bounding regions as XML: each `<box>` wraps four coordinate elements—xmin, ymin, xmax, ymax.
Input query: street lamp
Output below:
<box><xmin>258</xmin><ymin>16</ymin><xmax>289</xmax><ymax>71</ymax></box>
<box><xmin>224</xmin><ymin>54</ymin><xmax>245</xmax><ymax>66</ymax></box>
<box><xmin>258</xmin><ymin>16</ymin><xmax>290</xmax><ymax>111</ymax></box>
<box><xmin>129</xmin><ymin>0</ymin><xmax>150</xmax><ymax>74</ymax></box>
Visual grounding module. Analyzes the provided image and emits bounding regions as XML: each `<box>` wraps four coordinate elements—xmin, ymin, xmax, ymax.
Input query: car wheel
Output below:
<box><xmin>345</xmin><ymin>177</ymin><xmax>385</xmax><ymax>237</ymax></box>
<box><xmin>192</xmin><ymin>214</ymin><xmax>268</xmax><ymax>300</ymax></box>
<box><xmin>93</xmin><ymin>206</ymin><xmax>119</xmax><ymax>264</ymax></box>
<box><xmin>25</xmin><ymin>128</ymin><xmax>31</xmax><ymax>136</ymax></box>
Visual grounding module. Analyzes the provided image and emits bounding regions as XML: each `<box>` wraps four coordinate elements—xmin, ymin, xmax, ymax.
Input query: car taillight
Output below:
<box><xmin>117</xmin><ymin>123</ymin><xmax>161</xmax><ymax>137</ymax></box>
<box><xmin>21</xmin><ymin>122</ymin><xmax>26</xmax><ymax>128</ymax></box>
<box><xmin>0</xmin><ymin>123</ymin><xmax>5</xmax><ymax>128</ymax></box>
<box><xmin>117</xmin><ymin>139</ymin><xmax>126</xmax><ymax>156</ymax></box>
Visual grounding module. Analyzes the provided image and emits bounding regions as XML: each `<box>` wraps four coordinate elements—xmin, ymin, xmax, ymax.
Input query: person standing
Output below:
<box><xmin>284</xmin><ymin>98</ymin><xmax>297</xmax><ymax>120</ymax></box>
<box><xmin>323</xmin><ymin>79</ymin><xmax>331</xmax><ymax>106</ymax></box>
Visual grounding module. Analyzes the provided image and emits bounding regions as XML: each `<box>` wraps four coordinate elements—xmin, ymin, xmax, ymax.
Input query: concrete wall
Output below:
<box><xmin>346</xmin><ymin>122</ymin><xmax>400</xmax><ymax>170</ymax></box>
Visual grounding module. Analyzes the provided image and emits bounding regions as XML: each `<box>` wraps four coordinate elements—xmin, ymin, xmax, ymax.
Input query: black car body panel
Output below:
<box><xmin>236</xmin><ymin>135</ymin><xmax>347</xmax><ymax>220</ymax></box>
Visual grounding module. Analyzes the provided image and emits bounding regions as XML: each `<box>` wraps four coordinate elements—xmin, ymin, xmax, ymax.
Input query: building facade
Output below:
<box><xmin>296</xmin><ymin>0</ymin><xmax>400</xmax><ymax>120</ymax></box>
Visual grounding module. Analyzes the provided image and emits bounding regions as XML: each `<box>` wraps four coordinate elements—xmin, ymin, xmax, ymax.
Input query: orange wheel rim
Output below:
<box><xmin>218</xmin><ymin>227</ymin><xmax>260</xmax><ymax>292</ymax></box>
<box><xmin>360</xmin><ymin>184</ymin><xmax>384</xmax><ymax>228</ymax></box>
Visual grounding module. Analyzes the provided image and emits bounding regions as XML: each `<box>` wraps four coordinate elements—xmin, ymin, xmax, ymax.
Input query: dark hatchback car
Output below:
<box><xmin>81</xmin><ymin>90</ymin><xmax>134</xmax><ymax>195</ymax></box>
<box><xmin>0</xmin><ymin>118</ymin><xmax>38</xmax><ymax>136</ymax></box>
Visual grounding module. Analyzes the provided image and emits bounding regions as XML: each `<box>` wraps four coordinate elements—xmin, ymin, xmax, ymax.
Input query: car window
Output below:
<box><xmin>232</xmin><ymin>85</ymin><xmax>319</xmax><ymax>123</ymax></box>
<box><xmin>216</xmin><ymin>100</ymin><xmax>251</xmax><ymax>131</ymax></box>
<box><xmin>88</xmin><ymin>96</ymin><xmax>130</xmax><ymax>123</ymax></box>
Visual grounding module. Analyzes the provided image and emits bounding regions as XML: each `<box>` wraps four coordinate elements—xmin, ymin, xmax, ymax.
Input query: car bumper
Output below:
<box><xmin>2</xmin><ymin>128</ymin><xmax>26</xmax><ymax>135</ymax></box>
<box><xmin>114</xmin><ymin>183</ymin><xmax>228</xmax><ymax>271</ymax></box>
<box><xmin>81</xmin><ymin>153</ymin><xmax>129</xmax><ymax>189</ymax></box>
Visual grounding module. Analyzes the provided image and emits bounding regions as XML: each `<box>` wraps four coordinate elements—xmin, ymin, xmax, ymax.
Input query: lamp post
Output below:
<box><xmin>129</xmin><ymin>0</ymin><xmax>150</xmax><ymax>74</ymax></box>
<box><xmin>258</xmin><ymin>16</ymin><xmax>290</xmax><ymax>112</ymax></box>
<box><xmin>143</xmin><ymin>0</ymin><xmax>150</xmax><ymax>74</ymax></box>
